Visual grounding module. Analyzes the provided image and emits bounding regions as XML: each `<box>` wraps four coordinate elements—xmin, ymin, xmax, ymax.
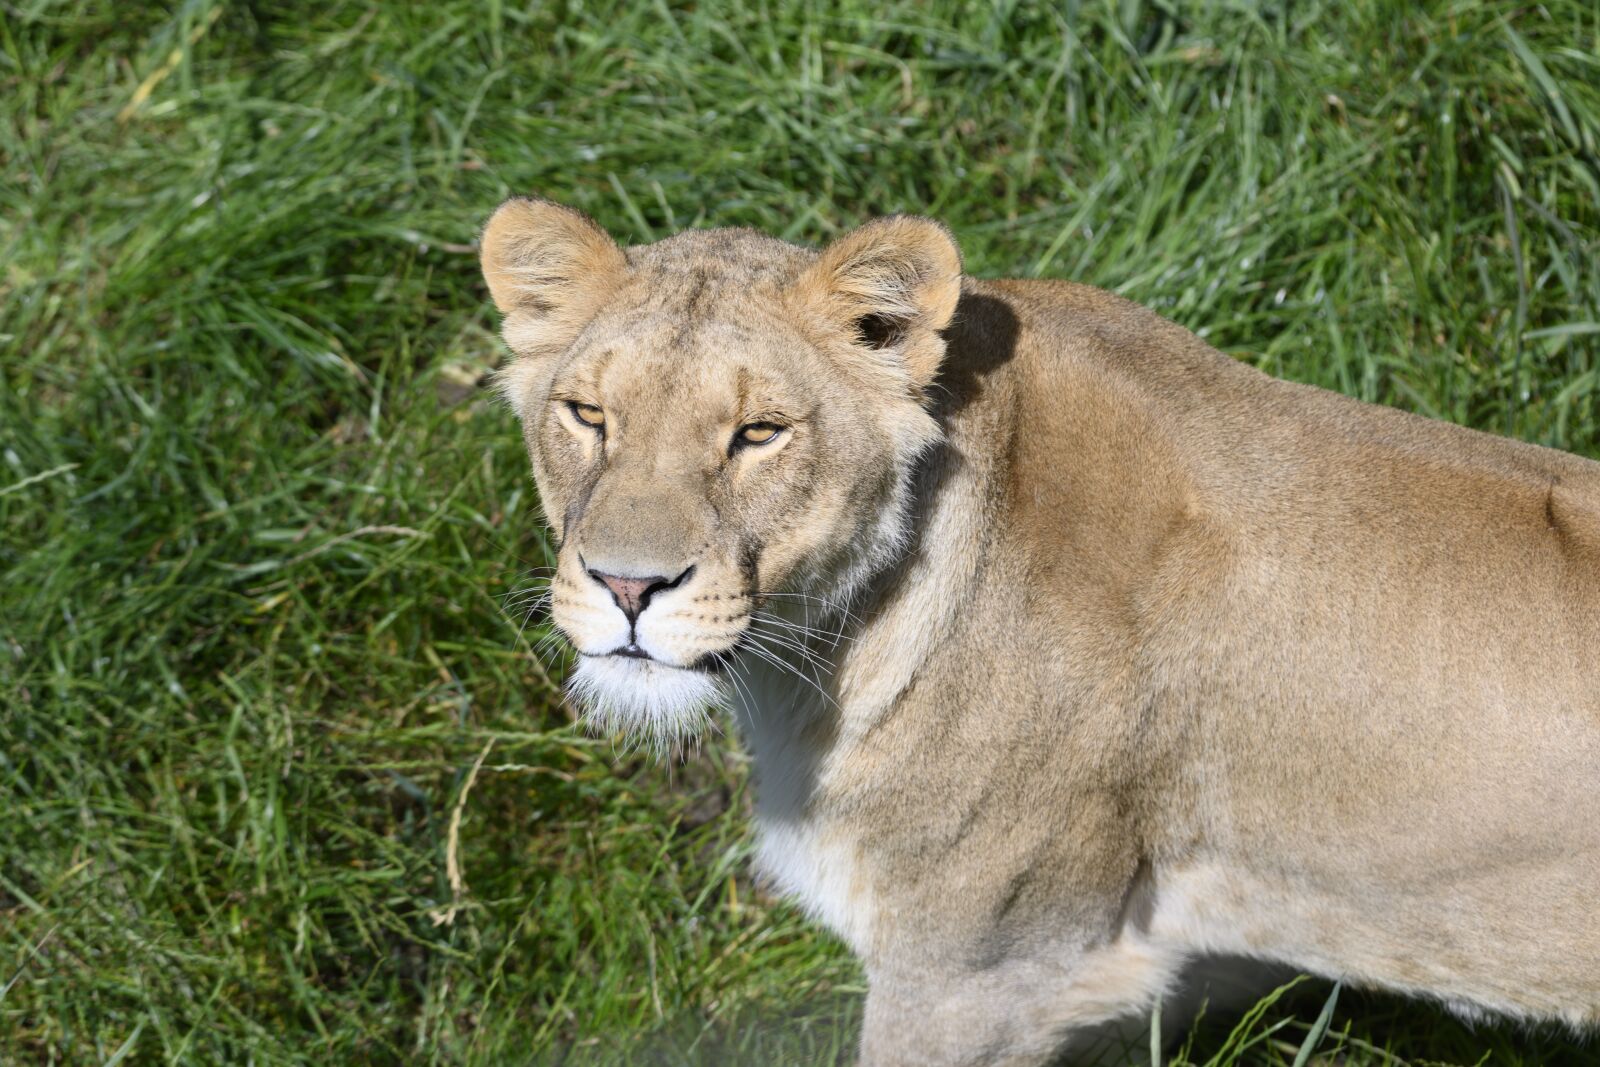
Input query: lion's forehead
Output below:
<box><xmin>625</xmin><ymin>226</ymin><xmax>808</xmax><ymax>278</ymax></box>
<box><xmin>589</xmin><ymin>306</ymin><xmax>771</xmax><ymax>352</ymax></box>
<box><xmin>571</xmin><ymin>307</ymin><xmax>818</xmax><ymax>415</ymax></box>
<box><xmin>595</xmin><ymin>276</ymin><xmax>800</xmax><ymax>345</ymax></box>
<box><xmin>603</xmin><ymin>236</ymin><xmax>811</xmax><ymax>337</ymax></box>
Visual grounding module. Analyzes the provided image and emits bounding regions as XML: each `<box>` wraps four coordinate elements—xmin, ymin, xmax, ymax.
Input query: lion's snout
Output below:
<box><xmin>585</xmin><ymin>563</ymin><xmax>694</xmax><ymax>627</ymax></box>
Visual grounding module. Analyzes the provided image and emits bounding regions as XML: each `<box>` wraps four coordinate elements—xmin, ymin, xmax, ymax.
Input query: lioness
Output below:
<box><xmin>479</xmin><ymin>197</ymin><xmax>1600</xmax><ymax>1065</ymax></box>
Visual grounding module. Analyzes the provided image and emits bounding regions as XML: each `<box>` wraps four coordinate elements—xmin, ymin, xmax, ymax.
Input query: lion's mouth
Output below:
<box><xmin>583</xmin><ymin>645</ymin><xmax>731</xmax><ymax>675</ymax></box>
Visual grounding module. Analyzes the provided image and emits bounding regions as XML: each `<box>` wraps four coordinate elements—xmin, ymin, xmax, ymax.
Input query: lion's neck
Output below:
<box><xmin>733</xmin><ymin>391</ymin><xmax>1010</xmax><ymax>953</ymax></box>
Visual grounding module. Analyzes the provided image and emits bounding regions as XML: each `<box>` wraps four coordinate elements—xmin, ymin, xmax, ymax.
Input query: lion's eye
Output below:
<box><xmin>735</xmin><ymin>423</ymin><xmax>784</xmax><ymax>448</ymax></box>
<box><xmin>569</xmin><ymin>402</ymin><xmax>605</xmax><ymax>430</ymax></box>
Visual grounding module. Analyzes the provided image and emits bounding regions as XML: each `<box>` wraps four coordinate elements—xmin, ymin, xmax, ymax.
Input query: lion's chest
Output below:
<box><xmin>752</xmin><ymin>814</ymin><xmax>877</xmax><ymax>956</ymax></box>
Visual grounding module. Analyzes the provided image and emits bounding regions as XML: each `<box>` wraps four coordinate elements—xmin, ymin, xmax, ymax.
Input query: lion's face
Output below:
<box><xmin>480</xmin><ymin>200</ymin><xmax>961</xmax><ymax>746</ymax></box>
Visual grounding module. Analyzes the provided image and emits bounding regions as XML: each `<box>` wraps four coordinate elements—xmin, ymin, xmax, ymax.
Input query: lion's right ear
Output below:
<box><xmin>479</xmin><ymin>197</ymin><xmax>627</xmax><ymax>354</ymax></box>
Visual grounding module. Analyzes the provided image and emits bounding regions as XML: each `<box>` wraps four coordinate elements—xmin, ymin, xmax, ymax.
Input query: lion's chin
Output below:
<box><xmin>567</xmin><ymin>653</ymin><xmax>726</xmax><ymax>753</ymax></box>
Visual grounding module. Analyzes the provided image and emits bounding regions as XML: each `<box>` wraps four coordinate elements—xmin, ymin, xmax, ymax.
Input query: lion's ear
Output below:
<box><xmin>792</xmin><ymin>216</ymin><xmax>963</xmax><ymax>391</ymax></box>
<box><xmin>479</xmin><ymin>197</ymin><xmax>627</xmax><ymax>353</ymax></box>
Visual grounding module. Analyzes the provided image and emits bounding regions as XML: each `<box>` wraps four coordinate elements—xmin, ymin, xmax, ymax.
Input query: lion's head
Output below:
<box><xmin>480</xmin><ymin>198</ymin><xmax>961</xmax><ymax>747</ymax></box>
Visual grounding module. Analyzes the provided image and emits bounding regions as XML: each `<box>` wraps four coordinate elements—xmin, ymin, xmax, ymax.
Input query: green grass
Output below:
<box><xmin>3</xmin><ymin>1</ymin><xmax>1598</xmax><ymax>1063</ymax></box>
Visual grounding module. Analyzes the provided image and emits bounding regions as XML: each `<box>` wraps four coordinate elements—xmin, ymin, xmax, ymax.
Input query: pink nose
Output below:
<box><xmin>589</xmin><ymin>571</ymin><xmax>670</xmax><ymax>623</ymax></box>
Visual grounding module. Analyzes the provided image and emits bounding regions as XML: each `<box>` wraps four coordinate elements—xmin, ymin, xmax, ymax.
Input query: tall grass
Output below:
<box><xmin>3</xmin><ymin>1</ymin><xmax>1597</xmax><ymax>1063</ymax></box>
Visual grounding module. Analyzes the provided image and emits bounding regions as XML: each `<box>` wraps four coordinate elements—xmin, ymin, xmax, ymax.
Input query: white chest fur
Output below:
<box><xmin>752</xmin><ymin>815</ymin><xmax>876</xmax><ymax>955</ymax></box>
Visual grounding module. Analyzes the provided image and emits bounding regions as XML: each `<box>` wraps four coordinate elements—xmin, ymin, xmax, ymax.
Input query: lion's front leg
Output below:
<box><xmin>859</xmin><ymin>939</ymin><xmax>1180</xmax><ymax>1067</ymax></box>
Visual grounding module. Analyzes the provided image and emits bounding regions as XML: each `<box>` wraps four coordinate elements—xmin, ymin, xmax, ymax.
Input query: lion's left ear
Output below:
<box><xmin>791</xmin><ymin>216</ymin><xmax>963</xmax><ymax>391</ymax></box>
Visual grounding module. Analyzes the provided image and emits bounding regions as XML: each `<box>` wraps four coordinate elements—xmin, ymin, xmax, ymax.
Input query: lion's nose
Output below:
<box><xmin>587</xmin><ymin>566</ymin><xmax>693</xmax><ymax>624</ymax></box>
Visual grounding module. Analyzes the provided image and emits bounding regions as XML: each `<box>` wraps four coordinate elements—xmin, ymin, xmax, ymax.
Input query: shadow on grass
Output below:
<box><xmin>1169</xmin><ymin>980</ymin><xmax>1599</xmax><ymax>1067</ymax></box>
<box><xmin>535</xmin><ymin>981</ymin><xmax>1597</xmax><ymax>1067</ymax></box>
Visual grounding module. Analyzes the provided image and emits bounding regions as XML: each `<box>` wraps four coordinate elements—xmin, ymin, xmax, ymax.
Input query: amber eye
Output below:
<box><xmin>569</xmin><ymin>402</ymin><xmax>605</xmax><ymax>430</ymax></box>
<box><xmin>735</xmin><ymin>423</ymin><xmax>784</xmax><ymax>449</ymax></box>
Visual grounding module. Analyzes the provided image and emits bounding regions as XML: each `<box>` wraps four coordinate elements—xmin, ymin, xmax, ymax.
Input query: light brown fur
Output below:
<box><xmin>480</xmin><ymin>198</ymin><xmax>1600</xmax><ymax>1065</ymax></box>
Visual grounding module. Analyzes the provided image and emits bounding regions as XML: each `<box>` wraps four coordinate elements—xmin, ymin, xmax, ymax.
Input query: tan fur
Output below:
<box><xmin>479</xmin><ymin>199</ymin><xmax>1600</xmax><ymax>1065</ymax></box>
